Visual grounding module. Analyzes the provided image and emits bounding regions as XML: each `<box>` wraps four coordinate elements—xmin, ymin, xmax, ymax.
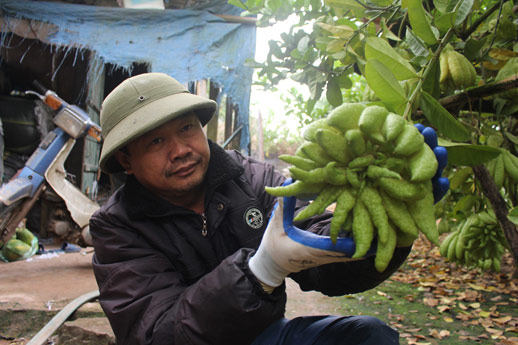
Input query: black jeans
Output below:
<box><xmin>251</xmin><ymin>315</ymin><xmax>399</xmax><ymax>345</ymax></box>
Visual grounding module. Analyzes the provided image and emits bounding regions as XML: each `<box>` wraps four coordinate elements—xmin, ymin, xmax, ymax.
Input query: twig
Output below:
<box><xmin>439</xmin><ymin>76</ymin><xmax>518</xmax><ymax>110</ymax></box>
<box><xmin>459</xmin><ymin>1</ymin><xmax>501</xmax><ymax>40</ymax></box>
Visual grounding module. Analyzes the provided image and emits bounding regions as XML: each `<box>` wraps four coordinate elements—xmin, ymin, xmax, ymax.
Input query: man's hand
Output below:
<box><xmin>249</xmin><ymin>197</ymin><xmax>355</xmax><ymax>288</ymax></box>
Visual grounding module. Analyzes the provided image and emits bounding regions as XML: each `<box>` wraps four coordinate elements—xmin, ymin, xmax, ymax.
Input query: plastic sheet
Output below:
<box><xmin>0</xmin><ymin>0</ymin><xmax>255</xmax><ymax>152</ymax></box>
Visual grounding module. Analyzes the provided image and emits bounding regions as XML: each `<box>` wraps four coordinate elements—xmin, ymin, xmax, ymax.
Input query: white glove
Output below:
<box><xmin>249</xmin><ymin>197</ymin><xmax>355</xmax><ymax>288</ymax></box>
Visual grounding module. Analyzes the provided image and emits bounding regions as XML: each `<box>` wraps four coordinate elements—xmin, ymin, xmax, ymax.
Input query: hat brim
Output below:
<box><xmin>99</xmin><ymin>92</ymin><xmax>217</xmax><ymax>174</ymax></box>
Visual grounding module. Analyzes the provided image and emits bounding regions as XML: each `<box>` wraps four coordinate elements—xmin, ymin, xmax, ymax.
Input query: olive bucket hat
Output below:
<box><xmin>99</xmin><ymin>72</ymin><xmax>217</xmax><ymax>174</ymax></box>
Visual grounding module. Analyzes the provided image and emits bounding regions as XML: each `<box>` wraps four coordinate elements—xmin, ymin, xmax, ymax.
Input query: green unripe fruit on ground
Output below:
<box><xmin>2</xmin><ymin>239</ymin><xmax>31</xmax><ymax>261</ymax></box>
<box><xmin>15</xmin><ymin>227</ymin><xmax>35</xmax><ymax>245</ymax></box>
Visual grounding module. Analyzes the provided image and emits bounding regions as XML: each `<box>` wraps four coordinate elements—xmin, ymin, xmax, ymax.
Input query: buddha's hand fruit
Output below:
<box><xmin>265</xmin><ymin>103</ymin><xmax>448</xmax><ymax>272</ymax></box>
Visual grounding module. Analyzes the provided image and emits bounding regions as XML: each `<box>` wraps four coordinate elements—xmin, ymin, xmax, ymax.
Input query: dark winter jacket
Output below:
<box><xmin>90</xmin><ymin>140</ymin><xmax>410</xmax><ymax>345</ymax></box>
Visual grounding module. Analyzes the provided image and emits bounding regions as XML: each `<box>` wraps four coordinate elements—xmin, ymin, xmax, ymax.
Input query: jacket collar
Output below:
<box><xmin>122</xmin><ymin>140</ymin><xmax>244</xmax><ymax>219</ymax></box>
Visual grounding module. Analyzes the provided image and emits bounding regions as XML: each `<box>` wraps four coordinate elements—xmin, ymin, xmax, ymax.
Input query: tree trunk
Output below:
<box><xmin>472</xmin><ymin>165</ymin><xmax>518</xmax><ymax>270</ymax></box>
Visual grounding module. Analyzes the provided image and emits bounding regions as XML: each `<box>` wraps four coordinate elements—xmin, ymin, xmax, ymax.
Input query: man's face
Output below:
<box><xmin>115</xmin><ymin>112</ymin><xmax>210</xmax><ymax>204</ymax></box>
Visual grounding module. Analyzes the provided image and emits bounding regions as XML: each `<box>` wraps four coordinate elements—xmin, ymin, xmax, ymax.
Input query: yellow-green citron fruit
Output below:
<box><xmin>447</xmin><ymin>50</ymin><xmax>476</xmax><ymax>89</ymax></box>
<box><xmin>326</xmin><ymin>103</ymin><xmax>366</xmax><ymax>132</ymax></box>
<box><xmin>358</xmin><ymin>105</ymin><xmax>388</xmax><ymax>144</ymax></box>
<box><xmin>2</xmin><ymin>239</ymin><xmax>31</xmax><ymax>261</ymax></box>
<box><xmin>439</xmin><ymin>45</ymin><xmax>476</xmax><ymax>90</ymax></box>
<box><xmin>15</xmin><ymin>227</ymin><xmax>35</xmax><ymax>245</ymax></box>
<box><xmin>303</xmin><ymin>118</ymin><xmax>341</xmax><ymax>143</ymax></box>
<box><xmin>495</xmin><ymin>57</ymin><xmax>518</xmax><ymax>99</ymax></box>
<box><xmin>439</xmin><ymin>45</ymin><xmax>452</xmax><ymax>84</ymax></box>
<box><xmin>266</xmin><ymin>103</ymin><xmax>443</xmax><ymax>272</ymax></box>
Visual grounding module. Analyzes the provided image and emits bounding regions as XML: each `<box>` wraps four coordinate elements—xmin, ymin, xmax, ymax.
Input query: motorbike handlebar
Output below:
<box><xmin>32</xmin><ymin>80</ymin><xmax>67</xmax><ymax>111</ymax></box>
<box><xmin>32</xmin><ymin>80</ymin><xmax>48</xmax><ymax>94</ymax></box>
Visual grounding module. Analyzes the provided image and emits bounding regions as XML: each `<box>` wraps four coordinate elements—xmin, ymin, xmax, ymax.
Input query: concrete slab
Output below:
<box><xmin>0</xmin><ymin>248</ymin><xmax>99</xmax><ymax>311</ymax></box>
<box><xmin>0</xmin><ymin>248</ymin><xmax>115</xmax><ymax>344</ymax></box>
<box><xmin>0</xmin><ymin>246</ymin><xmax>341</xmax><ymax>344</ymax></box>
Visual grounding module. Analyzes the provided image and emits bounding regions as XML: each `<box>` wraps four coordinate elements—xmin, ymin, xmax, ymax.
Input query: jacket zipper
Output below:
<box><xmin>201</xmin><ymin>213</ymin><xmax>208</xmax><ymax>237</ymax></box>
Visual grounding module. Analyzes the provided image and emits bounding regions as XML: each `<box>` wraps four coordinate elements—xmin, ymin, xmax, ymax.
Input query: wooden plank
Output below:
<box><xmin>0</xmin><ymin>16</ymin><xmax>56</xmax><ymax>43</ymax></box>
<box><xmin>231</xmin><ymin>106</ymin><xmax>240</xmax><ymax>150</ymax></box>
<box><xmin>81</xmin><ymin>55</ymin><xmax>104</xmax><ymax>199</ymax></box>
<box><xmin>205</xmin><ymin>81</ymin><xmax>219</xmax><ymax>142</ymax></box>
<box><xmin>214</xmin><ymin>14</ymin><xmax>257</xmax><ymax>25</ymax></box>
<box><xmin>224</xmin><ymin>96</ymin><xmax>233</xmax><ymax>143</ymax></box>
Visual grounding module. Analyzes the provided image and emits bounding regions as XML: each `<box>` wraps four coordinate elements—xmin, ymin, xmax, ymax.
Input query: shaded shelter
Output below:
<box><xmin>0</xmin><ymin>0</ymin><xmax>257</xmax><ymax>196</ymax></box>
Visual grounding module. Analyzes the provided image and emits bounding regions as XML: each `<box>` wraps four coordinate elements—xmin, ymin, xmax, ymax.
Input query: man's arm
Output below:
<box><xmin>90</xmin><ymin>207</ymin><xmax>285</xmax><ymax>345</ymax></box>
<box><xmin>230</xmin><ymin>151</ymin><xmax>410</xmax><ymax>296</ymax></box>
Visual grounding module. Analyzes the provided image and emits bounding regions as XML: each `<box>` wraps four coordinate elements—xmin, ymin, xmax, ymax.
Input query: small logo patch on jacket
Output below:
<box><xmin>244</xmin><ymin>207</ymin><xmax>263</xmax><ymax>229</ymax></box>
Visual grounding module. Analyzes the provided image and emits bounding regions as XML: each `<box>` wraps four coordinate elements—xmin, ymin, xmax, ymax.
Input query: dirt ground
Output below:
<box><xmin>0</xmin><ymin>247</ymin><xmax>342</xmax><ymax>343</ymax></box>
<box><xmin>0</xmin><ymin>248</ymin><xmax>98</xmax><ymax>311</ymax></box>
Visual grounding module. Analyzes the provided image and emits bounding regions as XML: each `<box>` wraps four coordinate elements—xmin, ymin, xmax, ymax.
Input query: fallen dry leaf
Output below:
<box><xmin>423</xmin><ymin>297</ymin><xmax>439</xmax><ymax>307</ymax></box>
<box><xmin>493</xmin><ymin>315</ymin><xmax>512</xmax><ymax>324</ymax></box>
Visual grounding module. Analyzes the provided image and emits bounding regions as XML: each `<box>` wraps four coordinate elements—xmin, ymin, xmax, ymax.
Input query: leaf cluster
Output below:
<box><xmin>233</xmin><ymin>0</ymin><xmax>518</xmax><ymax>269</ymax></box>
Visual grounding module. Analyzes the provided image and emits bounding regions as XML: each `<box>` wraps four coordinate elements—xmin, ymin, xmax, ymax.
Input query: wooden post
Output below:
<box><xmin>206</xmin><ymin>81</ymin><xmax>220</xmax><ymax>142</ymax></box>
<box><xmin>231</xmin><ymin>106</ymin><xmax>241</xmax><ymax>150</ymax></box>
<box><xmin>81</xmin><ymin>55</ymin><xmax>104</xmax><ymax>199</ymax></box>
<box><xmin>225</xmin><ymin>96</ymin><xmax>233</xmax><ymax>143</ymax></box>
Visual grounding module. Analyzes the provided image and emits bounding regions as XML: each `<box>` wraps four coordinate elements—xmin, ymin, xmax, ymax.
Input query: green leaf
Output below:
<box><xmin>507</xmin><ymin>207</ymin><xmax>518</xmax><ymax>225</ymax></box>
<box><xmin>380</xmin><ymin>19</ymin><xmax>401</xmax><ymax>42</ymax></box>
<box><xmin>453</xmin><ymin>195</ymin><xmax>477</xmax><ymax>215</ymax></box>
<box><xmin>437</xmin><ymin>140</ymin><xmax>500</xmax><ymax>166</ymax></box>
<box><xmin>364</xmin><ymin>59</ymin><xmax>407</xmax><ymax>114</ymax></box>
<box><xmin>455</xmin><ymin>0</ymin><xmax>474</xmax><ymax>26</ymax></box>
<box><xmin>297</xmin><ymin>35</ymin><xmax>310</xmax><ymax>54</ymax></box>
<box><xmin>464</xmin><ymin>38</ymin><xmax>487</xmax><ymax>61</ymax></box>
<box><xmin>326</xmin><ymin>78</ymin><xmax>343</xmax><ymax>107</ymax></box>
<box><xmin>419</xmin><ymin>91</ymin><xmax>471</xmax><ymax>142</ymax></box>
<box><xmin>316</xmin><ymin>23</ymin><xmax>355</xmax><ymax>38</ymax></box>
<box><xmin>405</xmin><ymin>28</ymin><xmax>430</xmax><ymax>58</ymax></box>
<box><xmin>405</xmin><ymin>0</ymin><xmax>438</xmax><ymax>45</ymax></box>
<box><xmin>325</xmin><ymin>0</ymin><xmax>365</xmax><ymax>16</ymax></box>
<box><xmin>435</xmin><ymin>12</ymin><xmax>456</xmax><ymax>34</ymax></box>
<box><xmin>269</xmin><ymin>40</ymin><xmax>284</xmax><ymax>59</ymax></box>
<box><xmin>228</xmin><ymin>0</ymin><xmax>247</xmax><ymax>10</ymax></box>
<box><xmin>365</xmin><ymin>37</ymin><xmax>417</xmax><ymax>80</ymax></box>
<box><xmin>422</xmin><ymin>59</ymin><xmax>441</xmax><ymax>98</ymax></box>
<box><xmin>326</xmin><ymin>38</ymin><xmax>347</xmax><ymax>53</ymax></box>
<box><xmin>337</xmin><ymin>73</ymin><xmax>352</xmax><ymax>88</ymax></box>
<box><xmin>449</xmin><ymin>166</ymin><xmax>473</xmax><ymax>189</ymax></box>
<box><xmin>370</xmin><ymin>0</ymin><xmax>393</xmax><ymax>6</ymax></box>
<box><xmin>433</xmin><ymin>0</ymin><xmax>449</xmax><ymax>13</ymax></box>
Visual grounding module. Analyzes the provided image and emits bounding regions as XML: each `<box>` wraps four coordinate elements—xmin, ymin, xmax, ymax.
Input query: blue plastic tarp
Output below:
<box><xmin>0</xmin><ymin>0</ymin><xmax>255</xmax><ymax>153</ymax></box>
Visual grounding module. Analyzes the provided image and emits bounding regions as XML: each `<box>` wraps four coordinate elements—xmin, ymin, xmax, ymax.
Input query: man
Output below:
<box><xmin>90</xmin><ymin>72</ymin><xmax>425</xmax><ymax>344</ymax></box>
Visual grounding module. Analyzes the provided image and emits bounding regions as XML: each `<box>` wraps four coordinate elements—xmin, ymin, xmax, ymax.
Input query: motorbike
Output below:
<box><xmin>0</xmin><ymin>81</ymin><xmax>101</xmax><ymax>248</ymax></box>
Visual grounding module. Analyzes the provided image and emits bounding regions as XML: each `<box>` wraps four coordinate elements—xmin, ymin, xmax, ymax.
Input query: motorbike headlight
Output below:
<box><xmin>54</xmin><ymin>105</ymin><xmax>89</xmax><ymax>139</ymax></box>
